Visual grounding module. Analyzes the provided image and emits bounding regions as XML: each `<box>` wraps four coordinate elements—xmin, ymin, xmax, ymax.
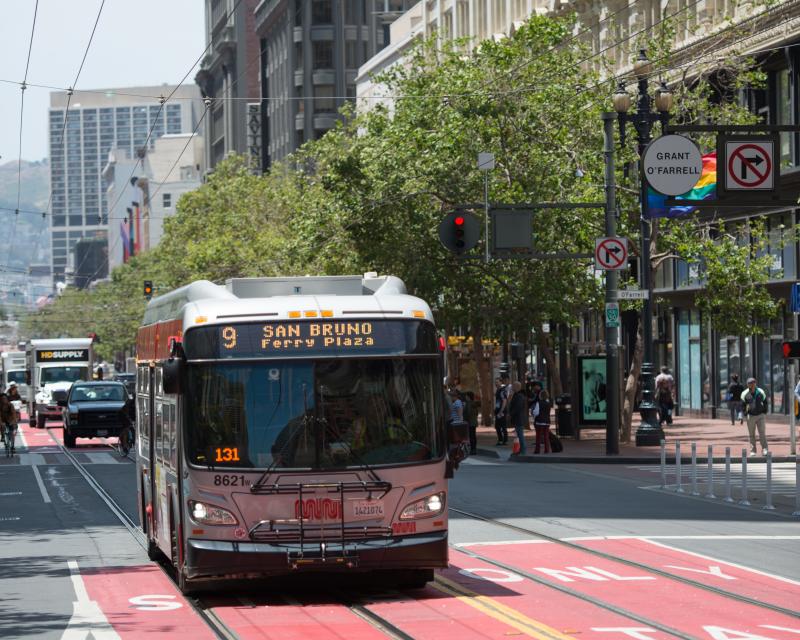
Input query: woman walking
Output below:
<box><xmin>532</xmin><ymin>390</ymin><xmax>553</xmax><ymax>454</ymax></box>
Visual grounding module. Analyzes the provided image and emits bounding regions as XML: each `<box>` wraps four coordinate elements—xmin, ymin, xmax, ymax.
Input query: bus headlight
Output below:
<box><xmin>188</xmin><ymin>500</ymin><xmax>238</xmax><ymax>526</ymax></box>
<box><xmin>400</xmin><ymin>492</ymin><xmax>445</xmax><ymax>520</ymax></box>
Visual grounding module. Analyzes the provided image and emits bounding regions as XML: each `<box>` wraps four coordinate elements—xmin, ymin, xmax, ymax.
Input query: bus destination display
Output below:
<box><xmin>185</xmin><ymin>320</ymin><xmax>437</xmax><ymax>359</ymax></box>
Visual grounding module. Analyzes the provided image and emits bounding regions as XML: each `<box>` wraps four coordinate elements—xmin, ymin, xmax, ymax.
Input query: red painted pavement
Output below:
<box><xmin>203</xmin><ymin>593</ymin><xmax>388</xmax><ymax>640</ymax></box>
<box><xmin>466</xmin><ymin>540</ymin><xmax>800</xmax><ymax>638</ymax></box>
<box><xmin>81</xmin><ymin>564</ymin><xmax>215</xmax><ymax>638</ymax></box>
<box><xmin>579</xmin><ymin>537</ymin><xmax>800</xmax><ymax>613</ymax></box>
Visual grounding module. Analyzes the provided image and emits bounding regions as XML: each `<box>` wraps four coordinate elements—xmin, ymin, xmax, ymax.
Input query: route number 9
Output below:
<box><xmin>222</xmin><ymin>326</ymin><xmax>237</xmax><ymax>350</ymax></box>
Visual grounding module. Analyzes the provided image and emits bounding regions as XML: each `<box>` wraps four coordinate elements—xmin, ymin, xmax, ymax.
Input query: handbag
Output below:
<box><xmin>725</xmin><ymin>391</ymin><xmax>733</xmax><ymax>402</ymax></box>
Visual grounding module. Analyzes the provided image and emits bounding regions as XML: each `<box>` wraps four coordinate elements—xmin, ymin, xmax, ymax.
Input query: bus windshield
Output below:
<box><xmin>41</xmin><ymin>366</ymin><xmax>88</xmax><ymax>385</ymax></box>
<box><xmin>185</xmin><ymin>359</ymin><xmax>443</xmax><ymax>469</ymax></box>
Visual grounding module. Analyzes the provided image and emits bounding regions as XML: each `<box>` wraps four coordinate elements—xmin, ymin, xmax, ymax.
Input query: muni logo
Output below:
<box><xmin>295</xmin><ymin>498</ymin><xmax>342</xmax><ymax>520</ymax></box>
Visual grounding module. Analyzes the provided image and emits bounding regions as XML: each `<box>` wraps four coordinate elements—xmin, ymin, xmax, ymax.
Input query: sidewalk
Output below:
<box><xmin>476</xmin><ymin>414</ymin><xmax>799</xmax><ymax>463</ymax></box>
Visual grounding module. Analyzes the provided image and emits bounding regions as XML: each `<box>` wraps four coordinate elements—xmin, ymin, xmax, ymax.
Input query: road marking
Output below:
<box><xmin>432</xmin><ymin>574</ymin><xmax>575</xmax><ymax>640</ymax></box>
<box><xmin>0</xmin><ymin>491</ymin><xmax>22</xmax><ymax>496</ymax></box>
<box><xmin>455</xmin><ymin>535</ymin><xmax>800</xmax><ymax>547</ymax></box>
<box><xmin>0</xmin><ymin>516</ymin><xmax>21</xmax><ymax>521</ymax></box>
<box><xmin>31</xmin><ymin>465</ymin><xmax>51</xmax><ymax>503</ymax></box>
<box><xmin>641</xmin><ymin>538</ymin><xmax>800</xmax><ymax>587</ymax></box>
<box><xmin>62</xmin><ymin>561</ymin><xmax>121</xmax><ymax>639</ymax></box>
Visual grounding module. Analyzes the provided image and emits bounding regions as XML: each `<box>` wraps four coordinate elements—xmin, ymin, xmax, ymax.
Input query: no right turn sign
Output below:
<box><xmin>723</xmin><ymin>139</ymin><xmax>775</xmax><ymax>191</ymax></box>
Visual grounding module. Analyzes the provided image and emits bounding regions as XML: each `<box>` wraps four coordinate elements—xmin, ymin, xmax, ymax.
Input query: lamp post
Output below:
<box><xmin>613</xmin><ymin>49</ymin><xmax>673</xmax><ymax>446</ymax></box>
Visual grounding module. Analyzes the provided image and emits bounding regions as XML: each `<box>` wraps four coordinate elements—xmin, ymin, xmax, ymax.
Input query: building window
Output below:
<box><xmin>163</xmin><ymin>193</ymin><xmax>172</xmax><ymax>208</ymax></box>
<box><xmin>775</xmin><ymin>69</ymin><xmax>793</xmax><ymax>167</ymax></box>
<box><xmin>314</xmin><ymin>85</ymin><xmax>336</xmax><ymax>113</ymax></box>
<box><xmin>312</xmin><ymin>0</ymin><xmax>332</xmax><ymax>24</ymax></box>
<box><xmin>313</xmin><ymin>41</ymin><xmax>333</xmax><ymax>68</ymax></box>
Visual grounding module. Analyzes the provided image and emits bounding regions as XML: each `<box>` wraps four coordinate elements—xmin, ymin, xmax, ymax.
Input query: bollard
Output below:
<box><xmin>724</xmin><ymin>447</ymin><xmax>734</xmax><ymax>503</ymax></box>
<box><xmin>739</xmin><ymin>448</ymin><xmax>751</xmax><ymax>506</ymax></box>
<box><xmin>675</xmin><ymin>441</ymin><xmax>684</xmax><ymax>493</ymax></box>
<box><xmin>690</xmin><ymin>442</ymin><xmax>699</xmax><ymax>495</ymax></box>
<box><xmin>660</xmin><ymin>440</ymin><xmax>667</xmax><ymax>489</ymax></box>
<box><xmin>705</xmin><ymin>445</ymin><xmax>716</xmax><ymax>498</ymax></box>
<box><xmin>763</xmin><ymin>451</ymin><xmax>775</xmax><ymax>510</ymax></box>
<box><xmin>793</xmin><ymin>461</ymin><xmax>800</xmax><ymax>517</ymax></box>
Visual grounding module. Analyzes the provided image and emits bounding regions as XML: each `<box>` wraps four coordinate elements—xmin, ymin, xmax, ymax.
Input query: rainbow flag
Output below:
<box><xmin>647</xmin><ymin>152</ymin><xmax>716</xmax><ymax>218</ymax></box>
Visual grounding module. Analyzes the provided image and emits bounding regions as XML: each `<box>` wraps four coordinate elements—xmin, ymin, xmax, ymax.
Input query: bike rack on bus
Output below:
<box><xmin>247</xmin><ymin>480</ymin><xmax>393</xmax><ymax>568</ymax></box>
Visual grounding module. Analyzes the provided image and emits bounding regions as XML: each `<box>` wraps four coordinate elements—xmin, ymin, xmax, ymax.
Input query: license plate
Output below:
<box><xmin>353</xmin><ymin>500</ymin><xmax>384</xmax><ymax>517</ymax></box>
<box><xmin>97</xmin><ymin>429</ymin><xmax>108</xmax><ymax>436</ymax></box>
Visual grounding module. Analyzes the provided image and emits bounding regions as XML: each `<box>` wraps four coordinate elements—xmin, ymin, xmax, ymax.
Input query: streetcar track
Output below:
<box><xmin>45</xmin><ymin>426</ymin><xmax>412</xmax><ymax>640</ymax></box>
<box><xmin>450</xmin><ymin>506</ymin><xmax>800</xmax><ymax>619</ymax></box>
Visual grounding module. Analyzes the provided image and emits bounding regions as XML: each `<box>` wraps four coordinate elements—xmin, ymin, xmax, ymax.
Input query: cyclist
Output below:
<box><xmin>0</xmin><ymin>393</ymin><xmax>18</xmax><ymax>455</ymax></box>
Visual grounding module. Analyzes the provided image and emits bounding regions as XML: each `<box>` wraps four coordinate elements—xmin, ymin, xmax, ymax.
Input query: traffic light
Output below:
<box><xmin>438</xmin><ymin>211</ymin><xmax>480</xmax><ymax>254</ymax></box>
<box><xmin>782</xmin><ymin>341</ymin><xmax>800</xmax><ymax>359</ymax></box>
<box><xmin>143</xmin><ymin>280</ymin><xmax>153</xmax><ymax>300</ymax></box>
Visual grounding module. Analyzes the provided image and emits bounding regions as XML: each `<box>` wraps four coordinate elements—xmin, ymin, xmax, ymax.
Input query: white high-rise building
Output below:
<box><xmin>48</xmin><ymin>84</ymin><xmax>201</xmax><ymax>286</ymax></box>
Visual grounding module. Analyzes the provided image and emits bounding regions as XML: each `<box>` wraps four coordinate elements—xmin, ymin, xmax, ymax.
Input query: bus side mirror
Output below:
<box><xmin>163</xmin><ymin>358</ymin><xmax>184</xmax><ymax>395</ymax></box>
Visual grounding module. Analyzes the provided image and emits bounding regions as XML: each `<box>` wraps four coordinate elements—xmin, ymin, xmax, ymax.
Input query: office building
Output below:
<box><xmin>103</xmin><ymin>133</ymin><xmax>204</xmax><ymax>272</ymax></box>
<box><xmin>254</xmin><ymin>0</ymin><xmax>415</xmax><ymax>167</ymax></box>
<box><xmin>48</xmin><ymin>84</ymin><xmax>201</xmax><ymax>287</ymax></box>
<box><xmin>195</xmin><ymin>0</ymin><xmax>261</xmax><ymax>170</ymax></box>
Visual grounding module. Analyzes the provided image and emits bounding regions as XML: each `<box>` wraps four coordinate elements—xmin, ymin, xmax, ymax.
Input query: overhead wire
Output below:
<box><xmin>9</xmin><ymin>0</ymin><xmax>40</xmax><ymax>272</ymax></box>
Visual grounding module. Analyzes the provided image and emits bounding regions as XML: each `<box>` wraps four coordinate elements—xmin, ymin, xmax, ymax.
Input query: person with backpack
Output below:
<box><xmin>727</xmin><ymin>374</ymin><xmax>745</xmax><ymax>425</ymax></box>
<box><xmin>741</xmin><ymin>377</ymin><xmax>769</xmax><ymax>457</ymax></box>
<box><xmin>531</xmin><ymin>390</ymin><xmax>553</xmax><ymax>454</ymax></box>
<box><xmin>654</xmin><ymin>366</ymin><xmax>675</xmax><ymax>426</ymax></box>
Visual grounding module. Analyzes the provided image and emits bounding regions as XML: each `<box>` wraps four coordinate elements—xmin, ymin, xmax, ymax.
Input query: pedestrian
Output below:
<box><xmin>654</xmin><ymin>366</ymin><xmax>675</xmax><ymax>426</ymax></box>
<box><xmin>794</xmin><ymin>376</ymin><xmax>800</xmax><ymax>420</ymax></box>
<box><xmin>508</xmin><ymin>381</ymin><xmax>528</xmax><ymax>456</ymax></box>
<box><xmin>463</xmin><ymin>391</ymin><xmax>478</xmax><ymax>455</ymax></box>
<box><xmin>494</xmin><ymin>377</ymin><xmax>508</xmax><ymax>445</ymax></box>
<box><xmin>532</xmin><ymin>389</ymin><xmax>553</xmax><ymax>454</ymax></box>
<box><xmin>741</xmin><ymin>377</ymin><xmax>768</xmax><ymax>456</ymax></box>
<box><xmin>526</xmin><ymin>378</ymin><xmax>542</xmax><ymax>411</ymax></box>
<box><xmin>448</xmin><ymin>388</ymin><xmax>464</xmax><ymax>423</ymax></box>
<box><xmin>726</xmin><ymin>374</ymin><xmax>745</xmax><ymax>425</ymax></box>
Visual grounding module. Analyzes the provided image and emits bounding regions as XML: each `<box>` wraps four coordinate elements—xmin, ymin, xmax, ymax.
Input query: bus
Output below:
<box><xmin>135</xmin><ymin>274</ymin><xmax>466</xmax><ymax>593</ymax></box>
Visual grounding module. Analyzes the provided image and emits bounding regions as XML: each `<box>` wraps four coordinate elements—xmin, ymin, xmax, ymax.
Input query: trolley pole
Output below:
<box><xmin>603</xmin><ymin>113</ymin><xmax>620</xmax><ymax>455</ymax></box>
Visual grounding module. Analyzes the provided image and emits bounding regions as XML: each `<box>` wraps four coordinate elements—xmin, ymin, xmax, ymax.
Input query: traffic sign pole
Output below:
<box><xmin>602</xmin><ymin>113</ymin><xmax>619</xmax><ymax>455</ymax></box>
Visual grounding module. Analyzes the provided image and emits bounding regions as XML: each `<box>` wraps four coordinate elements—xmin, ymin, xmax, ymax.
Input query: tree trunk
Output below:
<box><xmin>621</xmin><ymin>319</ymin><xmax>643</xmax><ymax>443</ymax></box>
<box><xmin>471</xmin><ymin>322</ymin><xmax>494</xmax><ymax>426</ymax></box>
<box><xmin>537</xmin><ymin>331</ymin><xmax>563</xmax><ymax>397</ymax></box>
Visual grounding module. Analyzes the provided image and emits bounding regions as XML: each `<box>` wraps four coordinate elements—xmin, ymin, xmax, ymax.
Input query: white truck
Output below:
<box><xmin>26</xmin><ymin>338</ymin><xmax>94</xmax><ymax>428</ymax></box>
<box><xmin>1</xmin><ymin>351</ymin><xmax>28</xmax><ymax>401</ymax></box>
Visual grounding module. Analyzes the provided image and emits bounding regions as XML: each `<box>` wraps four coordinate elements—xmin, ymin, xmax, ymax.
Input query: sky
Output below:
<box><xmin>0</xmin><ymin>0</ymin><xmax>205</xmax><ymax>164</ymax></box>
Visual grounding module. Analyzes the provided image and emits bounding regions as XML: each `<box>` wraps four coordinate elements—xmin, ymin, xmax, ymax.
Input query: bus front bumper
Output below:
<box><xmin>184</xmin><ymin>531</ymin><xmax>448</xmax><ymax>580</ymax></box>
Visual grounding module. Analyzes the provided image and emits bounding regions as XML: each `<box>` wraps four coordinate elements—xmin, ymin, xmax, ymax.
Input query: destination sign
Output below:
<box><xmin>184</xmin><ymin>320</ymin><xmax>437</xmax><ymax>359</ymax></box>
<box><xmin>36</xmin><ymin>349</ymin><xmax>90</xmax><ymax>363</ymax></box>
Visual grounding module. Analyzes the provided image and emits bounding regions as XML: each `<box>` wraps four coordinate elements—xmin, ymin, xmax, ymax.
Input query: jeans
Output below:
<box><xmin>746</xmin><ymin>413</ymin><xmax>768</xmax><ymax>451</ymax></box>
<box><xmin>469</xmin><ymin>424</ymin><xmax>477</xmax><ymax>453</ymax></box>
<box><xmin>495</xmin><ymin>414</ymin><xmax>507</xmax><ymax>443</ymax></box>
<box><xmin>729</xmin><ymin>400</ymin><xmax>743</xmax><ymax>424</ymax></box>
<box><xmin>514</xmin><ymin>423</ymin><xmax>527</xmax><ymax>454</ymax></box>
<box><xmin>534</xmin><ymin>425</ymin><xmax>551</xmax><ymax>453</ymax></box>
<box><xmin>658</xmin><ymin>402</ymin><xmax>673</xmax><ymax>426</ymax></box>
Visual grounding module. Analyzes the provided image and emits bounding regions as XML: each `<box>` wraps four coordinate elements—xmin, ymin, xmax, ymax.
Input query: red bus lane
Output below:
<box><xmin>203</xmin><ymin>593</ymin><xmax>390</xmax><ymax>640</ymax></box>
<box><xmin>77</xmin><ymin>563</ymin><xmax>216</xmax><ymax>638</ymax></box>
<box><xmin>578</xmin><ymin>537</ymin><xmax>800</xmax><ymax>613</ymax></box>
<box><xmin>462</xmin><ymin>541</ymin><xmax>800</xmax><ymax>639</ymax></box>
<box><xmin>445</xmin><ymin>548</ymin><xmax>665</xmax><ymax>639</ymax></box>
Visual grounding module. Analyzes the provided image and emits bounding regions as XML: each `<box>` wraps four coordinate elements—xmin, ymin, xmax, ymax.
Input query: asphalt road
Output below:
<box><xmin>1</xmin><ymin>424</ymin><xmax>798</xmax><ymax>639</ymax></box>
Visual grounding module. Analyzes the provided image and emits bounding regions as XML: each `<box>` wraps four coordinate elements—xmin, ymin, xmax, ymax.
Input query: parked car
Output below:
<box><xmin>61</xmin><ymin>381</ymin><xmax>133</xmax><ymax>448</ymax></box>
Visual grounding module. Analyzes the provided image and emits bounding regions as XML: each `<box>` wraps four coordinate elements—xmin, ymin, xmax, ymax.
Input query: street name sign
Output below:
<box><xmin>595</xmin><ymin>237</ymin><xmax>628</xmax><ymax>271</ymax></box>
<box><xmin>724</xmin><ymin>139</ymin><xmax>774</xmax><ymax>190</ymax></box>
<box><xmin>642</xmin><ymin>134</ymin><xmax>703</xmax><ymax>196</ymax></box>
<box><xmin>617</xmin><ymin>289</ymin><xmax>649</xmax><ymax>300</ymax></box>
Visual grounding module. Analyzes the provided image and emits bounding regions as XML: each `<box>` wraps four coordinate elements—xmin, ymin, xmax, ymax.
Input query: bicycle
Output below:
<box><xmin>117</xmin><ymin>424</ymin><xmax>135</xmax><ymax>458</ymax></box>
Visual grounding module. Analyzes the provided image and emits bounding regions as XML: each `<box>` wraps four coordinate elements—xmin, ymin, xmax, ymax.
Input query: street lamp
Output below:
<box><xmin>613</xmin><ymin>49</ymin><xmax>673</xmax><ymax>446</ymax></box>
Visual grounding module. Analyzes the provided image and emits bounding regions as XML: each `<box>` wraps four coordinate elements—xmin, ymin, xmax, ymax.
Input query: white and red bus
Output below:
<box><xmin>135</xmin><ymin>274</ymin><xmax>465</xmax><ymax>593</ymax></box>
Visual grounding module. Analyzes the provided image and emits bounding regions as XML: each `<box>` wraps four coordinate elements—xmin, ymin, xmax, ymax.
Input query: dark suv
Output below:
<box><xmin>61</xmin><ymin>381</ymin><xmax>132</xmax><ymax>448</ymax></box>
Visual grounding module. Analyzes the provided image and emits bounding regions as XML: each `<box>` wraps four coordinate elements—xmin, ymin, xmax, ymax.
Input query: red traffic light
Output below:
<box><xmin>454</xmin><ymin>216</ymin><xmax>465</xmax><ymax>226</ymax></box>
<box><xmin>782</xmin><ymin>341</ymin><xmax>800</xmax><ymax>359</ymax></box>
